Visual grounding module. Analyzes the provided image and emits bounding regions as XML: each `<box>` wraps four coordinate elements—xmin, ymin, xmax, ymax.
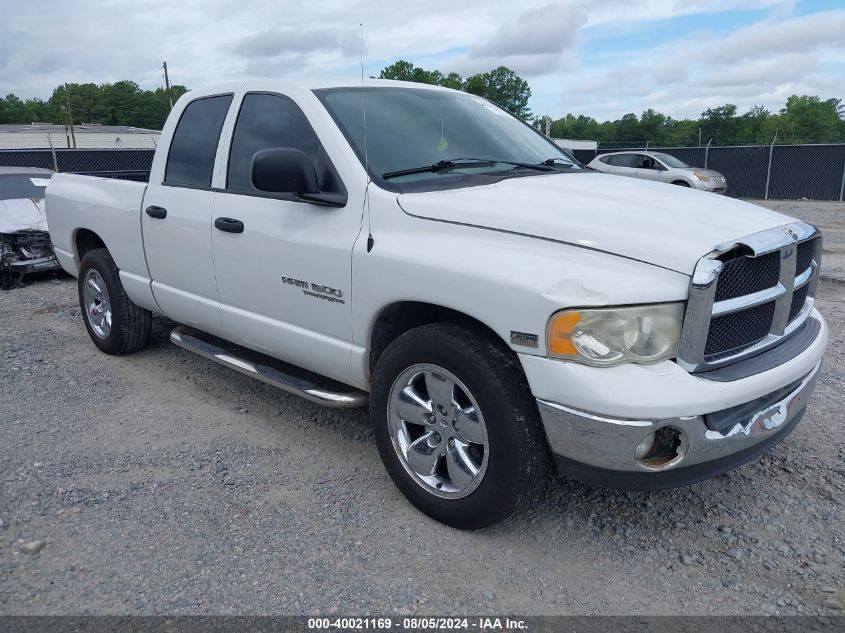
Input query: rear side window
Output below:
<box><xmin>165</xmin><ymin>94</ymin><xmax>233</xmax><ymax>187</ymax></box>
<box><xmin>227</xmin><ymin>93</ymin><xmax>323</xmax><ymax>192</ymax></box>
<box><xmin>608</xmin><ymin>154</ymin><xmax>635</xmax><ymax>167</ymax></box>
<box><xmin>598</xmin><ymin>156</ymin><xmax>611</xmax><ymax>164</ymax></box>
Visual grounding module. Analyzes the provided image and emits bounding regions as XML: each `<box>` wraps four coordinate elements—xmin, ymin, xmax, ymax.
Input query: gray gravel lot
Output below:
<box><xmin>753</xmin><ymin>199</ymin><xmax>845</xmax><ymax>282</ymax></box>
<box><xmin>1</xmin><ymin>200</ymin><xmax>843</xmax><ymax>616</ymax></box>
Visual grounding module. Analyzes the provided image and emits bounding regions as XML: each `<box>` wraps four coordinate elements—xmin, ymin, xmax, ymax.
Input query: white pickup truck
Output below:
<box><xmin>46</xmin><ymin>79</ymin><xmax>828</xmax><ymax>529</ymax></box>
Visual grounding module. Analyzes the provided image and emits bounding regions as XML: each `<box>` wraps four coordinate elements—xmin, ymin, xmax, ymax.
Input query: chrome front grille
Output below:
<box><xmin>677</xmin><ymin>222</ymin><xmax>821</xmax><ymax>372</ymax></box>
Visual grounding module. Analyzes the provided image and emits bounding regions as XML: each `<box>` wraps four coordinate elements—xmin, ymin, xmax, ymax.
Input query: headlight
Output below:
<box><xmin>547</xmin><ymin>303</ymin><xmax>685</xmax><ymax>366</ymax></box>
<box><xmin>692</xmin><ymin>170</ymin><xmax>710</xmax><ymax>181</ymax></box>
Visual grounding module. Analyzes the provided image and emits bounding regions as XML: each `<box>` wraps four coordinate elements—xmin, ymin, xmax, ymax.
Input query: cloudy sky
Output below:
<box><xmin>1</xmin><ymin>0</ymin><xmax>843</xmax><ymax>121</ymax></box>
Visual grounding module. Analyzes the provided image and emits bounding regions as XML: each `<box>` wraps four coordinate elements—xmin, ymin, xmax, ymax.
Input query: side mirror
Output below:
<box><xmin>251</xmin><ymin>148</ymin><xmax>318</xmax><ymax>194</ymax></box>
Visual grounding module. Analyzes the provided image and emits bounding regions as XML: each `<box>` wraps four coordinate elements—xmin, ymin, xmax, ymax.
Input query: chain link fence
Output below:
<box><xmin>2</xmin><ymin>145</ymin><xmax>845</xmax><ymax>199</ymax></box>
<box><xmin>571</xmin><ymin>143</ymin><xmax>845</xmax><ymax>200</ymax></box>
<box><xmin>0</xmin><ymin>148</ymin><xmax>154</xmax><ymax>181</ymax></box>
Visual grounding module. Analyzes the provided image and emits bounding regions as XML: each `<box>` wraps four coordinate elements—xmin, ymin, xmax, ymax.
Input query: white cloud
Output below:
<box><xmin>0</xmin><ymin>0</ymin><xmax>842</xmax><ymax>125</ymax></box>
<box><xmin>554</xmin><ymin>8</ymin><xmax>845</xmax><ymax>120</ymax></box>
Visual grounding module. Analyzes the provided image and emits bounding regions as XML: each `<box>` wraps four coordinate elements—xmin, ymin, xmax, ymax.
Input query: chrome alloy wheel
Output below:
<box><xmin>82</xmin><ymin>269</ymin><xmax>112</xmax><ymax>339</ymax></box>
<box><xmin>388</xmin><ymin>364</ymin><xmax>489</xmax><ymax>498</ymax></box>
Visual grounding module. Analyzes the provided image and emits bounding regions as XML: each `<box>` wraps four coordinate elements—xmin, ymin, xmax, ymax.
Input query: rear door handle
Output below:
<box><xmin>145</xmin><ymin>205</ymin><xmax>167</xmax><ymax>219</ymax></box>
<box><xmin>214</xmin><ymin>217</ymin><xmax>244</xmax><ymax>234</ymax></box>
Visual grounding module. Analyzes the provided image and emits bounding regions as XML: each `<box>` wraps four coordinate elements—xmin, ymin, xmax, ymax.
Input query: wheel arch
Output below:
<box><xmin>74</xmin><ymin>228</ymin><xmax>108</xmax><ymax>262</ymax></box>
<box><xmin>367</xmin><ymin>301</ymin><xmax>513</xmax><ymax>377</ymax></box>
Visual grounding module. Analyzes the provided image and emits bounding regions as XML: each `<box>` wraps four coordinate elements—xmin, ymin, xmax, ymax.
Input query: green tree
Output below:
<box><xmin>439</xmin><ymin>72</ymin><xmax>464</xmax><ymax>90</ymax></box>
<box><xmin>780</xmin><ymin>95</ymin><xmax>841</xmax><ymax>142</ymax></box>
<box><xmin>639</xmin><ymin>108</ymin><xmax>668</xmax><ymax>144</ymax></box>
<box><xmin>464</xmin><ymin>66</ymin><xmax>531</xmax><ymax>119</ymax></box>
<box><xmin>377</xmin><ymin>60</ymin><xmax>531</xmax><ymax>118</ymax></box>
<box><xmin>379</xmin><ymin>60</ymin><xmax>441</xmax><ymax>85</ymax></box>
<box><xmin>740</xmin><ymin>105</ymin><xmax>770</xmax><ymax>143</ymax></box>
<box><xmin>0</xmin><ymin>81</ymin><xmax>186</xmax><ymax>130</ymax></box>
<box><xmin>614</xmin><ymin>113</ymin><xmax>641</xmax><ymax>143</ymax></box>
<box><xmin>378</xmin><ymin>60</ymin><xmax>465</xmax><ymax>91</ymax></box>
<box><xmin>700</xmin><ymin>104</ymin><xmax>738</xmax><ymax>144</ymax></box>
<box><xmin>549</xmin><ymin>113</ymin><xmax>600</xmax><ymax>140</ymax></box>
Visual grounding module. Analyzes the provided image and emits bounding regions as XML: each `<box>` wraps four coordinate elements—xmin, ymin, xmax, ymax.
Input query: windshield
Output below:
<box><xmin>652</xmin><ymin>153</ymin><xmax>689</xmax><ymax>169</ymax></box>
<box><xmin>315</xmin><ymin>87</ymin><xmax>581</xmax><ymax>189</ymax></box>
<box><xmin>0</xmin><ymin>174</ymin><xmax>50</xmax><ymax>200</ymax></box>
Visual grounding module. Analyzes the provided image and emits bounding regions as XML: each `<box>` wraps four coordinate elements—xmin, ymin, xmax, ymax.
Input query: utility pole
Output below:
<box><xmin>63</xmin><ymin>83</ymin><xmax>77</xmax><ymax>149</ymax></box>
<box><xmin>698</xmin><ymin>127</ymin><xmax>702</xmax><ymax>147</ymax></box>
<box><xmin>162</xmin><ymin>61</ymin><xmax>173</xmax><ymax>109</ymax></box>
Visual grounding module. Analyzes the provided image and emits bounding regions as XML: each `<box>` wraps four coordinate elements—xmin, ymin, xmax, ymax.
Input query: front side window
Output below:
<box><xmin>653</xmin><ymin>152</ymin><xmax>690</xmax><ymax>168</ymax></box>
<box><xmin>635</xmin><ymin>154</ymin><xmax>658</xmax><ymax>169</ymax></box>
<box><xmin>316</xmin><ymin>87</ymin><xmax>581</xmax><ymax>190</ymax></box>
<box><xmin>227</xmin><ymin>93</ymin><xmax>324</xmax><ymax>192</ymax></box>
<box><xmin>165</xmin><ymin>94</ymin><xmax>233</xmax><ymax>187</ymax></box>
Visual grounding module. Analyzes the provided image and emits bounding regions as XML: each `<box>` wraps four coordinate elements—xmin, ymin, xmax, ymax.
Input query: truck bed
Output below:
<box><xmin>46</xmin><ymin>173</ymin><xmax>152</xmax><ymax>298</ymax></box>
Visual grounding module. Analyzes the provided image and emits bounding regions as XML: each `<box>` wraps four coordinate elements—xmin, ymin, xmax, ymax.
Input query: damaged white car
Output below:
<box><xmin>0</xmin><ymin>167</ymin><xmax>61</xmax><ymax>289</ymax></box>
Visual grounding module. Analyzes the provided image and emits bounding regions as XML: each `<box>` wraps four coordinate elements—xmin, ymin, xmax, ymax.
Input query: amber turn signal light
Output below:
<box><xmin>547</xmin><ymin>311</ymin><xmax>581</xmax><ymax>357</ymax></box>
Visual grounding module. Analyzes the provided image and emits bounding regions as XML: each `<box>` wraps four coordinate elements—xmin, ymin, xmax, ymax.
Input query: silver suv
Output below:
<box><xmin>588</xmin><ymin>151</ymin><xmax>727</xmax><ymax>193</ymax></box>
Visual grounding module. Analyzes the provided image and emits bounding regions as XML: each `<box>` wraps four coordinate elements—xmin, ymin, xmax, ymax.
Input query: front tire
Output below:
<box><xmin>370</xmin><ymin>322</ymin><xmax>551</xmax><ymax>529</ymax></box>
<box><xmin>672</xmin><ymin>180</ymin><xmax>691</xmax><ymax>187</ymax></box>
<box><xmin>78</xmin><ymin>248</ymin><xmax>151</xmax><ymax>355</ymax></box>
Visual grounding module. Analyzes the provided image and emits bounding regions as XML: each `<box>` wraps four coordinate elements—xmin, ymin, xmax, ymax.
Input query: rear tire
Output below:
<box><xmin>370</xmin><ymin>322</ymin><xmax>551</xmax><ymax>529</ymax></box>
<box><xmin>78</xmin><ymin>248</ymin><xmax>151</xmax><ymax>355</ymax></box>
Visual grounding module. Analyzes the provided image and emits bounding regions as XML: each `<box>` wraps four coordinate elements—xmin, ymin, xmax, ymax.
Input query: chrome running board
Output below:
<box><xmin>170</xmin><ymin>326</ymin><xmax>368</xmax><ymax>409</ymax></box>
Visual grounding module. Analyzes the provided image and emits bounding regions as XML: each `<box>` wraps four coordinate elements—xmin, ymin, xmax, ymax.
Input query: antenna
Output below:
<box><xmin>360</xmin><ymin>23</ymin><xmax>368</xmax><ymax>174</ymax></box>
<box><xmin>361</xmin><ymin>23</ymin><xmax>374</xmax><ymax>253</ymax></box>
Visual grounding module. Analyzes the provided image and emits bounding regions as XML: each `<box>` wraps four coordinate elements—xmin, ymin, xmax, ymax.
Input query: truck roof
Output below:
<box><xmin>183</xmin><ymin>78</ymin><xmax>458</xmax><ymax>99</ymax></box>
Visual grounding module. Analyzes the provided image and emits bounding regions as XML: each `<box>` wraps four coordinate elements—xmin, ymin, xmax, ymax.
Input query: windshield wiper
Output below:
<box><xmin>447</xmin><ymin>157</ymin><xmax>554</xmax><ymax>172</ymax></box>
<box><xmin>382</xmin><ymin>158</ymin><xmax>559</xmax><ymax>180</ymax></box>
<box><xmin>382</xmin><ymin>159</ymin><xmax>495</xmax><ymax>180</ymax></box>
<box><xmin>495</xmin><ymin>160</ymin><xmax>554</xmax><ymax>172</ymax></box>
<box><xmin>541</xmin><ymin>157</ymin><xmax>576</xmax><ymax>168</ymax></box>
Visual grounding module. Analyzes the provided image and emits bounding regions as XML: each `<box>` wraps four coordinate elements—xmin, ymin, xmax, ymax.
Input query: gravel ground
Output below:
<box><xmin>753</xmin><ymin>199</ymin><xmax>845</xmax><ymax>282</ymax></box>
<box><xmin>1</xmin><ymin>200</ymin><xmax>843</xmax><ymax>616</ymax></box>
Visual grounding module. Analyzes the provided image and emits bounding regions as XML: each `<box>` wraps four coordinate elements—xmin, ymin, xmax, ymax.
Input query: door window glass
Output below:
<box><xmin>164</xmin><ymin>95</ymin><xmax>233</xmax><ymax>187</ymax></box>
<box><xmin>608</xmin><ymin>154</ymin><xmax>636</xmax><ymax>167</ymax></box>
<box><xmin>227</xmin><ymin>93</ymin><xmax>324</xmax><ymax>192</ymax></box>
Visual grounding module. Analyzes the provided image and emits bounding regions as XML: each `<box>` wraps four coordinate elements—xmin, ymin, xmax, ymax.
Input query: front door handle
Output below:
<box><xmin>214</xmin><ymin>217</ymin><xmax>244</xmax><ymax>234</ymax></box>
<box><xmin>145</xmin><ymin>205</ymin><xmax>167</xmax><ymax>219</ymax></box>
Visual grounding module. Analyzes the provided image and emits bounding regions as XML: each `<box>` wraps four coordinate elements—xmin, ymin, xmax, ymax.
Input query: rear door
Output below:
<box><xmin>141</xmin><ymin>93</ymin><xmax>233</xmax><ymax>333</ymax></box>
<box><xmin>605</xmin><ymin>153</ymin><xmax>638</xmax><ymax>176</ymax></box>
<box><xmin>210</xmin><ymin>92</ymin><xmax>364</xmax><ymax>384</ymax></box>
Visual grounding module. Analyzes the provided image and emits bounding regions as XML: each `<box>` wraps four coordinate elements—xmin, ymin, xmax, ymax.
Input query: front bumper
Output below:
<box><xmin>7</xmin><ymin>254</ymin><xmax>61</xmax><ymax>274</ymax></box>
<box><xmin>691</xmin><ymin>179</ymin><xmax>727</xmax><ymax>194</ymax></box>
<box><xmin>537</xmin><ymin>360</ymin><xmax>820</xmax><ymax>490</ymax></box>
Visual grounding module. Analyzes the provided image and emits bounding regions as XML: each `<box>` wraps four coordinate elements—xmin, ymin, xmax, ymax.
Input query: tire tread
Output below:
<box><xmin>371</xmin><ymin>321</ymin><xmax>552</xmax><ymax>529</ymax></box>
<box><xmin>78</xmin><ymin>248</ymin><xmax>151</xmax><ymax>355</ymax></box>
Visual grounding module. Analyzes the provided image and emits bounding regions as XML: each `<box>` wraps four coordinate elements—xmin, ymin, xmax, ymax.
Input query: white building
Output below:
<box><xmin>552</xmin><ymin>138</ymin><xmax>598</xmax><ymax>151</ymax></box>
<box><xmin>0</xmin><ymin>123</ymin><xmax>160</xmax><ymax>149</ymax></box>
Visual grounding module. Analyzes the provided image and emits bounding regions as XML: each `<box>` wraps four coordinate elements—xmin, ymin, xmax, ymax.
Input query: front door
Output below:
<box><xmin>210</xmin><ymin>92</ymin><xmax>365</xmax><ymax>385</ymax></box>
<box><xmin>634</xmin><ymin>154</ymin><xmax>668</xmax><ymax>183</ymax></box>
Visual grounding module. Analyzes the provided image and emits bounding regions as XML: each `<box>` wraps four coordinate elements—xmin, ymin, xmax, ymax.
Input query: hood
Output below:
<box><xmin>684</xmin><ymin>168</ymin><xmax>724</xmax><ymax>178</ymax></box>
<box><xmin>0</xmin><ymin>197</ymin><xmax>49</xmax><ymax>234</ymax></box>
<box><xmin>397</xmin><ymin>172</ymin><xmax>792</xmax><ymax>275</ymax></box>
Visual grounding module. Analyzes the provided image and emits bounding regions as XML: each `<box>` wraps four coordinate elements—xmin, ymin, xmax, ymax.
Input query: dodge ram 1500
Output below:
<box><xmin>46</xmin><ymin>79</ymin><xmax>829</xmax><ymax>529</ymax></box>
